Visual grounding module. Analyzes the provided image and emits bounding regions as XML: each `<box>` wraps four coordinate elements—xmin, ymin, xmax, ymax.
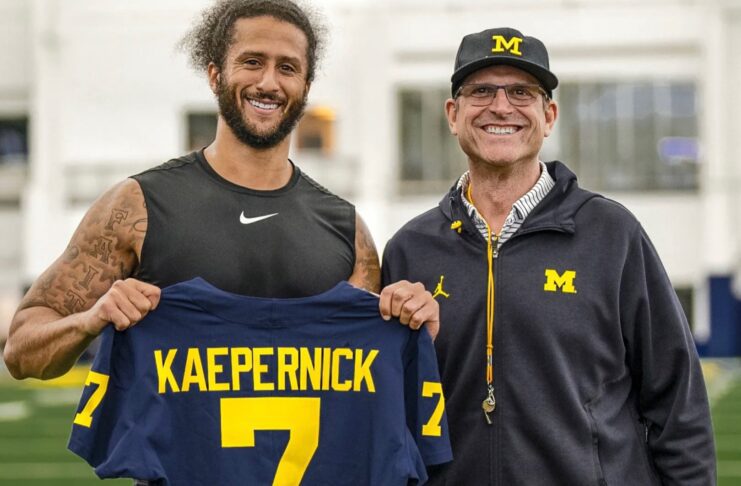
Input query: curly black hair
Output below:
<box><xmin>180</xmin><ymin>0</ymin><xmax>326</xmax><ymax>83</ymax></box>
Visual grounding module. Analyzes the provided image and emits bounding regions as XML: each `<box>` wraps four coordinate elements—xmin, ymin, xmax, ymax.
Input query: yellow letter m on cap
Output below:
<box><xmin>544</xmin><ymin>269</ymin><xmax>577</xmax><ymax>294</ymax></box>
<box><xmin>492</xmin><ymin>35</ymin><xmax>523</xmax><ymax>56</ymax></box>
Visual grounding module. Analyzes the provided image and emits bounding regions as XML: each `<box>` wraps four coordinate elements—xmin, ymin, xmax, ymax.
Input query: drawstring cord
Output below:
<box><xmin>465</xmin><ymin>184</ymin><xmax>497</xmax><ymax>420</ymax></box>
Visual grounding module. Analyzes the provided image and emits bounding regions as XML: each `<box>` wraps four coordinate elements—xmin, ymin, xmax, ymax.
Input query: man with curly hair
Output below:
<box><xmin>6</xmin><ymin>0</ymin><xmax>437</xmax><ymax>379</ymax></box>
<box><xmin>5</xmin><ymin>2</ymin><xmax>442</xmax><ymax>482</ymax></box>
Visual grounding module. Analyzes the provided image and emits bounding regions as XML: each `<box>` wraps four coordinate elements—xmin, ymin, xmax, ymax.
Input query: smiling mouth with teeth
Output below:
<box><xmin>485</xmin><ymin>126</ymin><xmax>518</xmax><ymax>135</ymax></box>
<box><xmin>248</xmin><ymin>98</ymin><xmax>281</xmax><ymax>111</ymax></box>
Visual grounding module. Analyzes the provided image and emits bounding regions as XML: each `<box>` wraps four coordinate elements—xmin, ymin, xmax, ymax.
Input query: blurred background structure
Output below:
<box><xmin>0</xmin><ymin>0</ymin><xmax>740</xmax><ymax>483</ymax></box>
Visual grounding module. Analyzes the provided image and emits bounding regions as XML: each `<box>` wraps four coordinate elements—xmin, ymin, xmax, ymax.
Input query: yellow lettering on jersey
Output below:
<box><xmin>421</xmin><ymin>381</ymin><xmax>445</xmax><ymax>436</ymax></box>
<box><xmin>73</xmin><ymin>371</ymin><xmax>110</xmax><ymax>427</ymax></box>
<box><xmin>154</xmin><ymin>346</ymin><xmax>380</xmax><ymax>394</ymax></box>
<box><xmin>220</xmin><ymin>396</ymin><xmax>320</xmax><ymax>484</ymax></box>
<box><xmin>492</xmin><ymin>35</ymin><xmax>523</xmax><ymax>56</ymax></box>
<box><xmin>353</xmin><ymin>349</ymin><xmax>378</xmax><ymax>392</ymax></box>
<box><xmin>544</xmin><ymin>269</ymin><xmax>577</xmax><ymax>294</ymax></box>
<box><xmin>182</xmin><ymin>348</ymin><xmax>207</xmax><ymax>392</ymax></box>
<box><xmin>321</xmin><ymin>348</ymin><xmax>332</xmax><ymax>391</ymax></box>
<box><xmin>278</xmin><ymin>347</ymin><xmax>299</xmax><ymax>391</ymax></box>
<box><xmin>331</xmin><ymin>348</ymin><xmax>353</xmax><ymax>391</ymax></box>
<box><xmin>299</xmin><ymin>347</ymin><xmax>322</xmax><ymax>391</ymax></box>
<box><xmin>207</xmin><ymin>347</ymin><xmax>230</xmax><ymax>392</ymax></box>
<box><xmin>231</xmin><ymin>347</ymin><xmax>252</xmax><ymax>391</ymax></box>
<box><xmin>154</xmin><ymin>349</ymin><xmax>180</xmax><ymax>394</ymax></box>
<box><xmin>252</xmin><ymin>347</ymin><xmax>274</xmax><ymax>391</ymax></box>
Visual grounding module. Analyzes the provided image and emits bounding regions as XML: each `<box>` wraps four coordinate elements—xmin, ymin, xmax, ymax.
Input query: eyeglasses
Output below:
<box><xmin>455</xmin><ymin>83</ymin><xmax>548</xmax><ymax>107</ymax></box>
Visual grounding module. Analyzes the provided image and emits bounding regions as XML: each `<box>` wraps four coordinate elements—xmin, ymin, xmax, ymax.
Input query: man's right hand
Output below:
<box><xmin>379</xmin><ymin>280</ymin><xmax>440</xmax><ymax>340</ymax></box>
<box><xmin>83</xmin><ymin>278</ymin><xmax>161</xmax><ymax>335</ymax></box>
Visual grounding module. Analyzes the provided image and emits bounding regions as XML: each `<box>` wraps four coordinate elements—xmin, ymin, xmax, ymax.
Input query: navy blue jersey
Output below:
<box><xmin>68</xmin><ymin>278</ymin><xmax>451</xmax><ymax>485</ymax></box>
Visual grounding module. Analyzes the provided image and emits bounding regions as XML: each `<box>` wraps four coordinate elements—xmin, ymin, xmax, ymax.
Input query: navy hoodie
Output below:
<box><xmin>382</xmin><ymin>161</ymin><xmax>716</xmax><ymax>485</ymax></box>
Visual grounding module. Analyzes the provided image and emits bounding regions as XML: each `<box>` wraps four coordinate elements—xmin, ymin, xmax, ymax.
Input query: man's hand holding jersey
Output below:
<box><xmin>83</xmin><ymin>278</ymin><xmax>161</xmax><ymax>335</ymax></box>
<box><xmin>379</xmin><ymin>280</ymin><xmax>440</xmax><ymax>340</ymax></box>
<box><xmin>90</xmin><ymin>279</ymin><xmax>438</xmax><ymax>340</ymax></box>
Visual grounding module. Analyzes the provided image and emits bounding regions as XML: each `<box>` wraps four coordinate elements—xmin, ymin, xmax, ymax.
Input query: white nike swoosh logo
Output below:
<box><xmin>239</xmin><ymin>212</ymin><xmax>279</xmax><ymax>225</ymax></box>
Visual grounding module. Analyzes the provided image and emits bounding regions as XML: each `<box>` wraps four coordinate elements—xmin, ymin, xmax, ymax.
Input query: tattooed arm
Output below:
<box><xmin>347</xmin><ymin>214</ymin><xmax>382</xmax><ymax>293</ymax></box>
<box><xmin>3</xmin><ymin>179</ymin><xmax>160</xmax><ymax>380</ymax></box>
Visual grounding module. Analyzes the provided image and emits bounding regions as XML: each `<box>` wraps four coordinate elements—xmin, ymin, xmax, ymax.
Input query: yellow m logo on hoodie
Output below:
<box><xmin>544</xmin><ymin>269</ymin><xmax>577</xmax><ymax>294</ymax></box>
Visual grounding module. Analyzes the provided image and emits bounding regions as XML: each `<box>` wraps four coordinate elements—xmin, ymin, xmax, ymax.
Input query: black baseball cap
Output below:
<box><xmin>451</xmin><ymin>27</ymin><xmax>558</xmax><ymax>98</ymax></box>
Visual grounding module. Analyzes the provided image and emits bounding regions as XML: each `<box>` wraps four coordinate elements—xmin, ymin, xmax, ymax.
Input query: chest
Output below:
<box><xmin>398</xmin><ymin>231</ymin><xmax>627</xmax><ymax>375</ymax></box>
<box><xmin>137</xmin><ymin>182</ymin><xmax>355</xmax><ymax>297</ymax></box>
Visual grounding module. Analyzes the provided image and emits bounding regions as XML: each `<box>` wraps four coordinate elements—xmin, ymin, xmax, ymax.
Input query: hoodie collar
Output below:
<box><xmin>455</xmin><ymin>162</ymin><xmax>556</xmax><ymax>243</ymax></box>
<box><xmin>440</xmin><ymin>161</ymin><xmax>601</xmax><ymax>238</ymax></box>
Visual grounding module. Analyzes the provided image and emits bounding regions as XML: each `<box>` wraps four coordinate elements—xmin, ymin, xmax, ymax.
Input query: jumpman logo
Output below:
<box><xmin>432</xmin><ymin>275</ymin><xmax>450</xmax><ymax>299</ymax></box>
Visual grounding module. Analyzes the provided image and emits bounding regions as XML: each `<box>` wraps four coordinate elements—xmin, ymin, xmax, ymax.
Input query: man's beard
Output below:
<box><xmin>216</xmin><ymin>77</ymin><xmax>307</xmax><ymax>149</ymax></box>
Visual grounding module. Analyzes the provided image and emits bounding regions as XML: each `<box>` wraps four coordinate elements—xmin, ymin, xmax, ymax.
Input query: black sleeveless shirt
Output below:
<box><xmin>131</xmin><ymin>150</ymin><xmax>355</xmax><ymax>298</ymax></box>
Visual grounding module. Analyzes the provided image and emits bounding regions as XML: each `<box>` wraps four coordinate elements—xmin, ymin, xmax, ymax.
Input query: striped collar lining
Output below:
<box><xmin>456</xmin><ymin>162</ymin><xmax>556</xmax><ymax>246</ymax></box>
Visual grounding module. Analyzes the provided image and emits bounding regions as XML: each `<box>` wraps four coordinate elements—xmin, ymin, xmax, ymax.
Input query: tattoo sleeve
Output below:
<box><xmin>349</xmin><ymin>214</ymin><xmax>381</xmax><ymax>293</ymax></box>
<box><xmin>18</xmin><ymin>179</ymin><xmax>147</xmax><ymax>317</ymax></box>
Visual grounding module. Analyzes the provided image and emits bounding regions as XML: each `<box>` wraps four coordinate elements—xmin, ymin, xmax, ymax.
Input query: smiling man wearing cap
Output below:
<box><xmin>382</xmin><ymin>27</ymin><xmax>716</xmax><ymax>485</ymax></box>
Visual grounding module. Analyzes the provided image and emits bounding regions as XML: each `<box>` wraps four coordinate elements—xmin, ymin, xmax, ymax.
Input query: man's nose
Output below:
<box><xmin>255</xmin><ymin>66</ymin><xmax>280</xmax><ymax>92</ymax></box>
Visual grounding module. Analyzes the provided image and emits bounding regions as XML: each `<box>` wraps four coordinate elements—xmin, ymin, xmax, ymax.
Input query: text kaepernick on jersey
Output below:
<box><xmin>154</xmin><ymin>347</ymin><xmax>379</xmax><ymax>394</ymax></box>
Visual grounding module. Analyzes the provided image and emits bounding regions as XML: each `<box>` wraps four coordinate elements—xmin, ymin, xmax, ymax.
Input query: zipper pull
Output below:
<box><xmin>481</xmin><ymin>386</ymin><xmax>496</xmax><ymax>425</ymax></box>
<box><xmin>483</xmin><ymin>407</ymin><xmax>493</xmax><ymax>425</ymax></box>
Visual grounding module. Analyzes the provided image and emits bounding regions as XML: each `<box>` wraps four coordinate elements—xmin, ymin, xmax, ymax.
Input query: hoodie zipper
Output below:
<box><xmin>482</xmin><ymin>230</ymin><xmax>498</xmax><ymax>424</ymax></box>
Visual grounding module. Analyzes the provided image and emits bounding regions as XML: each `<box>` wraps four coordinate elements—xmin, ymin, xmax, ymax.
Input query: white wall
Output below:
<box><xmin>0</xmin><ymin>0</ymin><xmax>30</xmax><ymax>312</ymax></box>
<box><xmin>0</xmin><ymin>0</ymin><xmax>30</xmax><ymax>110</ymax></box>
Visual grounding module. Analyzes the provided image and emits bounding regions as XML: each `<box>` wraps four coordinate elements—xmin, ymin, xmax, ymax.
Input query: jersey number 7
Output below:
<box><xmin>220</xmin><ymin>397</ymin><xmax>320</xmax><ymax>485</ymax></box>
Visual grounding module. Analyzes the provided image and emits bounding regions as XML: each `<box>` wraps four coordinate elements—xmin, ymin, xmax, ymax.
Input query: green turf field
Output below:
<box><xmin>709</xmin><ymin>359</ymin><xmax>741</xmax><ymax>486</ymax></box>
<box><xmin>1</xmin><ymin>360</ymin><xmax>739</xmax><ymax>485</ymax></box>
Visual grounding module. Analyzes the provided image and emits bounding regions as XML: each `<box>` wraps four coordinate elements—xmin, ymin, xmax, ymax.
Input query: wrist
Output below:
<box><xmin>77</xmin><ymin>309</ymin><xmax>107</xmax><ymax>337</ymax></box>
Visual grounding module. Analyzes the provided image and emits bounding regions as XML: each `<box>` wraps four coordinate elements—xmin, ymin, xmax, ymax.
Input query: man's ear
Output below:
<box><xmin>543</xmin><ymin>99</ymin><xmax>558</xmax><ymax>137</ymax></box>
<box><xmin>445</xmin><ymin>98</ymin><xmax>459</xmax><ymax>136</ymax></box>
<box><xmin>207</xmin><ymin>62</ymin><xmax>220</xmax><ymax>94</ymax></box>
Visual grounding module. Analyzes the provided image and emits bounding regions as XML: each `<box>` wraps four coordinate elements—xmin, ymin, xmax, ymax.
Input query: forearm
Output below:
<box><xmin>3</xmin><ymin>306</ymin><xmax>98</xmax><ymax>380</ymax></box>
